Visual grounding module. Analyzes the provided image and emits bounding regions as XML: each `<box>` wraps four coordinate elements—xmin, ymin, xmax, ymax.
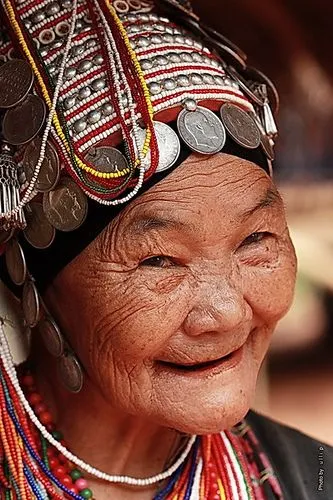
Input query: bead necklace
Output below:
<box><xmin>0</xmin><ymin>324</ymin><xmax>283</xmax><ymax>499</ymax></box>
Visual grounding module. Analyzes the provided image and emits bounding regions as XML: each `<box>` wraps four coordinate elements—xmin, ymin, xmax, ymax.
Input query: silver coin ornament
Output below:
<box><xmin>132</xmin><ymin>121</ymin><xmax>180</xmax><ymax>172</ymax></box>
<box><xmin>23</xmin><ymin>137</ymin><xmax>60</xmax><ymax>192</ymax></box>
<box><xmin>220</xmin><ymin>103</ymin><xmax>261</xmax><ymax>149</ymax></box>
<box><xmin>5</xmin><ymin>239</ymin><xmax>27</xmax><ymax>286</ymax></box>
<box><xmin>177</xmin><ymin>106</ymin><xmax>226</xmax><ymax>154</ymax></box>
<box><xmin>22</xmin><ymin>280</ymin><xmax>40</xmax><ymax>328</ymax></box>
<box><xmin>23</xmin><ymin>202</ymin><xmax>56</xmax><ymax>249</ymax></box>
<box><xmin>0</xmin><ymin>59</ymin><xmax>34</xmax><ymax>108</ymax></box>
<box><xmin>38</xmin><ymin>316</ymin><xmax>64</xmax><ymax>357</ymax></box>
<box><xmin>84</xmin><ymin>146</ymin><xmax>129</xmax><ymax>189</ymax></box>
<box><xmin>58</xmin><ymin>353</ymin><xmax>83</xmax><ymax>393</ymax></box>
<box><xmin>2</xmin><ymin>94</ymin><xmax>46</xmax><ymax>145</ymax></box>
<box><xmin>43</xmin><ymin>177</ymin><xmax>88</xmax><ymax>232</ymax></box>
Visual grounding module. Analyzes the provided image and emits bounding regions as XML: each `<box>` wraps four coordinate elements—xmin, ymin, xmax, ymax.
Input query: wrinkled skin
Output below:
<box><xmin>44</xmin><ymin>153</ymin><xmax>297</xmax><ymax>439</ymax></box>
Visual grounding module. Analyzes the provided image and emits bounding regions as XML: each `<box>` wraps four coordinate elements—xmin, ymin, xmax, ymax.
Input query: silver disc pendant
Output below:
<box><xmin>220</xmin><ymin>103</ymin><xmax>261</xmax><ymax>149</ymax></box>
<box><xmin>58</xmin><ymin>353</ymin><xmax>83</xmax><ymax>393</ymax></box>
<box><xmin>5</xmin><ymin>239</ymin><xmax>27</xmax><ymax>286</ymax></box>
<box><xmin>43</xmin><ymin>177</ymin><xmax>88</xmax><ymax>232</ymax></box>
<box><xmin>23</xmin><ymin>138</ymin><xmax>60</xmax><ymax>193</ymax></box>
<box><xmin>177</xmin><ymin>106</ymin><xmax>226</xmax><ymax>154</ymax></box>
<box><xmin>24</xmin><ymin>202</ymin><xmax>56</xmax><ymax>249</ymax></box>
<box><xmin>22</xmin><ymin>280</ymin><xmax>40</xmax><ymax>328</ymax></box>
<box><xmin>38</xmin><ymin>315</ymin><xmax>64</xmax><ymax>357</ymax></box>
<box><xmin>84</xmin><ymin>146</ymin><xmax>129</xmax><ymax>190</ymax></box>
<box><xmin>132</xmin><ymin>121</ymin><xmax>180</xmax><ymax>173</ymax></box>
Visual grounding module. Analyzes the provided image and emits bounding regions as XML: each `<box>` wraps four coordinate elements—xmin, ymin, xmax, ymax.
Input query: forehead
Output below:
<box><xmin>120</xmin><ymin>153</ymin><xmax>278</xmax><ymax>228</ymax></box>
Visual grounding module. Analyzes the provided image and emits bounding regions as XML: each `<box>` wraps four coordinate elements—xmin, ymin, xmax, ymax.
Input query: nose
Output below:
<box><xmin>183</xmin><ymin>276</ymin><xmax>249</xmax><ymax>337</ymax></box>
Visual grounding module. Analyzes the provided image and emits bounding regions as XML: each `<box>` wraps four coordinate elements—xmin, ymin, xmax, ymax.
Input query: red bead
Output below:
<box><xmin>54</xmin><ymin>465</ymin><xmax>67</xmax><ymax>479</ymax></box>
<box><xmin>64</xmin><ymin>486</ymin><xmax>79</xmax><ymax>497</ymax></box>
<box><xmin>39</xmin><ymin>411</ymin><xmax>53</xmax><ymax>425</ymax></box>
<box><xmin>210</xmin><ymin>472</ymin><xmax>217</xmax><ymax>480</ymax></box>
<box><xmin>46</xmin><ymin>448</ymin><xmax>56</xmax><ymax>458</ymax></box>
<box><xmin>21</xmin><ymin>375</ymin><xmax>34</xmax><ymax>388</ymax></box>
<box><xmin>62</xmin><ymin>475</ymin><xmax>73</xmax><ymax>488</ymax></box>
<box><xmin>48</xmin><ymin>457</ymin><xmax>59</xmax><ymax>469</ymax></box>
<box><xmin>46</xmin><ymin>423</ymin><xmax>55</xmax><ymax>432</ymax></box>
<box><xmin>213</xmin><ymin>495</ymin><xmax>220</xmax><ymax>500</ymax></box>
<box><xmin>211</xmin><ymin>482</ymin><xmax>218</xmax><ymax>492</ymax></box>
<box><xmin>34</xmin><ymin>403</ymin><xmax>47</xmax><ymax>414</ymax></box>
<box><xmin>28</xmin><ymin>392</ymin><xmax>42</xmax><ymax>405</ymax></box>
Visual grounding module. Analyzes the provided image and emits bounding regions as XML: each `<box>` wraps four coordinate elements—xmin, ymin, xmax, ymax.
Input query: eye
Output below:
<box><xmin>240</xmin><ymin>231</ymin><xmax>271</xmax><ymax>247</ymax></box>
<box><xmin>140</xmin><ymin>256</ymin><xmax>175</xmax><ymax>268</ymax></box>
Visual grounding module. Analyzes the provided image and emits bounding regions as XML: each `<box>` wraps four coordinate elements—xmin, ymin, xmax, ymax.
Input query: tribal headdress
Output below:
<box><xmin>0</xmin><ymin>0</ymin><xmax>278</xmax><ymax>296</ymax></box>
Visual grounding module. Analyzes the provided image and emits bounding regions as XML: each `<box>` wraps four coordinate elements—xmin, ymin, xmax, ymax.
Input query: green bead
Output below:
<box><xmin>70</xmin><ymin>468</ymin><xmax>82</xmax><ymax>481</ymax></box>
<box><xmin>52</xmin><ymin>430</ymin><xmax>63</xmax><ymax>441</ymax></box>
<box><xmin>80</xmin><ymin>489</ymin><xmax>93</xmax><ymax>499</ymax></box>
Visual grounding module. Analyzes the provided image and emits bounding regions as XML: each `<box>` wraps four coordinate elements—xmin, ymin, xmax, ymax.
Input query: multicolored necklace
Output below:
<box><xmin>0</xmin><ymin>354</ymin><xmax>284</xmax><ymax>500</ymax></box>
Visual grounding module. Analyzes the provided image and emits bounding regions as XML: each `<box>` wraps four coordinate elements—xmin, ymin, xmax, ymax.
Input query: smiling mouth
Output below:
<box><xmin>158</xmin><ymin>345</ymin><xmax>244</xmax><ymax>374</ymax></box>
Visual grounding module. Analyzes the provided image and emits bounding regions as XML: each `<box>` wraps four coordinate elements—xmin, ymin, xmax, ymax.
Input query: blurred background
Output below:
<box><xmin>193</xmin><ymin>0</ymin><xmax>333</xmax><ymax>444</ymax></box>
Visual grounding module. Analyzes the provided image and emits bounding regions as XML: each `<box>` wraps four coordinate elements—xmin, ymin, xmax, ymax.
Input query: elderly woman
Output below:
<box><xmin>0</xmin><ymin>0</ymin><xmax>332</xmax><ymax>499</ymax></box>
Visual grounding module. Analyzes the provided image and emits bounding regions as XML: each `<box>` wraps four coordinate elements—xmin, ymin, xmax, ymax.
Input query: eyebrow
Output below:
<box><xmin>239</xmin><ymin>187</ymin><xmax>282</xmax><ymax>222</ymax></box>
<box><xmin>126</xmin><ymin>187</ymin><xmax>281</xmax><ymax>236</ymax></box>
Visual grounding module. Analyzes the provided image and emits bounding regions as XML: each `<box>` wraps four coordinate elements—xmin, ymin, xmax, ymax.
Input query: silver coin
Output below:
<box><xmin>3</xmin><ymin>94</ymin><xmax>46</xmax><ymax>145</ymax></box>
<box><xmin>0</xmin><ymin>59</ymin><xmax>34</xmax><ymax>108</ymax></box>
<box><xmin>38</xmin><ymin>315</ymin><xmax>64</xmax><ymax>357</ymax></box>
<box><xmin>58</xmin><ymin>353</ymin><xmax>83</xmax><ymax>393</ymax></box>
<box><xmin>177</xmin><ymin>106</ymin><xmax>226</xmax><ymax>154</ymax></box>
<box><xmin>23</xmin><ymin>138</ymin><xmax>60</xmax><ymax>192</ymax></box>
<box><xmin>132</xmin><ymin>122</ymin><xmax>180</xmax><ymax>172</ymax></box>
<box><xmin>5</xmin><ymin>239</ymin><xmax>27</xmax><ymax>285</ymax></box>
<box><xmin>220</xmin><ymin>103</ymin><xmax>261</xmax><ymax>149</ymax></box>
<box><xmin>23</xmin><ymin>202</ymin><xmax>56</xmax><ymax>249</ymax></box>
<box><xmin>84</xmin><ymin>146</ymin><xmax>129</xmax><ymax>190</ymax></box>
<box><xmin>22</xmin><ymin>280</ymin><xmax>40</xmax><ymax>328</ymax></box>
<box><xmin>43</xmin><ymin>177</ymin><xmax>88</xmax><ymax>232</ymax></box>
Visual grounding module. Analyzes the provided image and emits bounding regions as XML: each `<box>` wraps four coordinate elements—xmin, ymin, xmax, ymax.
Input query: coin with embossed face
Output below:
<box><xmin>23</xmin><ymin>138</ymin><xmax>60</xmax><ymax>193</ymax></box>
<box><xmin>177</xmin><ymin>106</ymin><xmax>226</xmax><ymax>154</ymax></box>
<box><xmin>22</xmin><ymin>280</ymin><xmax>40</xmax><ymax>328</ymax></box>
<box><xmin>43</xmin><ymin>177</ymin><xmax>88</xmax><ymax>232</ymax></box>
<box><xmin>84</xmin><ymin>146</ymin><xmax>129</xmax><ymax>190</ymax></box>
<box><xmin>24</xmin><ymin>202</ymin><xmax>56</xmax><ymax>249</ymax></box>
<box><xmin>131</xmin><ymin>121</ymin><xmax>180</xmax><ymax>172</ymax></box>
<box><xmin>58</xmin><ymin>353</ymin><xmax>83</xmax><ymax>393</ymax></box>
<box><xmin>5</xmin><ymin>239</ymin><xmax>27</xmax><ymax>286</ymax></box>
<box><xmin>3</xmin><ymin>94</ymin><xmax>46</xmax><ymax>145</ymax></box>
<box><xmin>220</xmin><ymin>103</ymin><xmax>261</xmax><ymax>149</ymax></box>
<box><xmin>0</xmin><ymin>59</ymin><xmax>34</xmax><ymax>108</ymax></box>
<box><xmin>38</xmin><ymin>316</ymin><xmax>64</xmax><ymax>357</ymax></box>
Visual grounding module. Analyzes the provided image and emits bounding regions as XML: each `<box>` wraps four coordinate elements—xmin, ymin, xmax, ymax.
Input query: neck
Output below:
<box><xmin>31</xmin><ymin>345</ymin><xmax>187</xmax><ymax>497</ymax></box>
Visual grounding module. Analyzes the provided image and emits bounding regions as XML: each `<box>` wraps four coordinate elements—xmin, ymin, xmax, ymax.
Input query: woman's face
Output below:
<box><xmin>46</xmin><ymin>153</ymin><xmax>297</xmax><ymax>434</ymax></box>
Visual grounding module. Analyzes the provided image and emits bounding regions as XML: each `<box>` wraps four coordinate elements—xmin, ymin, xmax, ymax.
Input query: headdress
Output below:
<box><xmin>0</xmin><ymin>0</ymin><xmax>278</xmax><ymax>293</ymax></box>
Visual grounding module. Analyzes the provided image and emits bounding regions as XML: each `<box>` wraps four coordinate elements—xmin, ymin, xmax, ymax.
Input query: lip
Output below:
<box><xmin>157</xmin><ymin>344</ymin><xmax>245</xmax><ymax>377</ymax></box>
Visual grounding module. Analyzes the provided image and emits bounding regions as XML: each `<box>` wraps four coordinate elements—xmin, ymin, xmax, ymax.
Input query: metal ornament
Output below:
<box><xmin>43</xmin><ymin>177</ymin><xmax>88</xmax><ymax>232</ymax></box>
<box><xmin>58</xmin><ymin>352</ymin><xmax>83</xmax><ymax>393</ymax></box>
<box><xmin>23</xmin><ymin>138</ymin><xmax>60</xmax><ymax>193</ymax></box>
<box><xmin>177</xmin><ymin>106</ymin><xmax>226</xmax><ymax>154</ymax></box>
<box><xmin>5</xmin><ymin>238</ymin><xmax>27</xmax><ymax>286</ymax></box>
<box><xmin>83</xmin><ymin>146</ymin><xmax>129</xmax><ymax>190</ymax></box>
<box><xmin>220</xmin><ymin>103</ymin><xmax>261</xmax><ymax>149</ymax></box>
<box><xmin>0</xmin><ymin>143</ymin><xmax>26</xmax><ymax>230</ymax></box>
<box><xmin>23</xmin><ymin>202</ymin><xmax>56</xmax><ymax>249</ymax></box>
<box><xmin>2</xmin><ymin>94</ymin><xmax>46</xmax><ymax>146</ymax></box>
<box><xmin>38</xmin><ymin>315</ymin><xmax>64</xmax><ymax>357</ymax></box>
<box><xmin>0</xmin><ymin>59</ymin><xmax>34</xmax><ymax>108</ymax></box>
<box><xmin>132</xmin><ymin>122</ymin><xmax>181</xmax><ymax>172</ymax></box>
<box><xmin>22</xmin><ymin>279</ymin><xmax>40</xmax><ymax>328</ymax></box>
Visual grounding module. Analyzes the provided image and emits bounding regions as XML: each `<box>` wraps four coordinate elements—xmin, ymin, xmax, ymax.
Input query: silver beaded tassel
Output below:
<box><xmin>0</xmin><ymin>143</ymin><xmax>26</xmax><ymax>231</ymax></box>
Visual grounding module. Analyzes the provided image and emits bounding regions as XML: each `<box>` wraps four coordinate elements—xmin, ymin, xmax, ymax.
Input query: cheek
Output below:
<box><xmin>241</xmin><ymin>241</ymin><xmax>297</xmax><ymax>325</ymax></box>
<box><xmin>79</xmin><ymin>270</ymin><xmax>193</xmax><ymax>367</ymax></box>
